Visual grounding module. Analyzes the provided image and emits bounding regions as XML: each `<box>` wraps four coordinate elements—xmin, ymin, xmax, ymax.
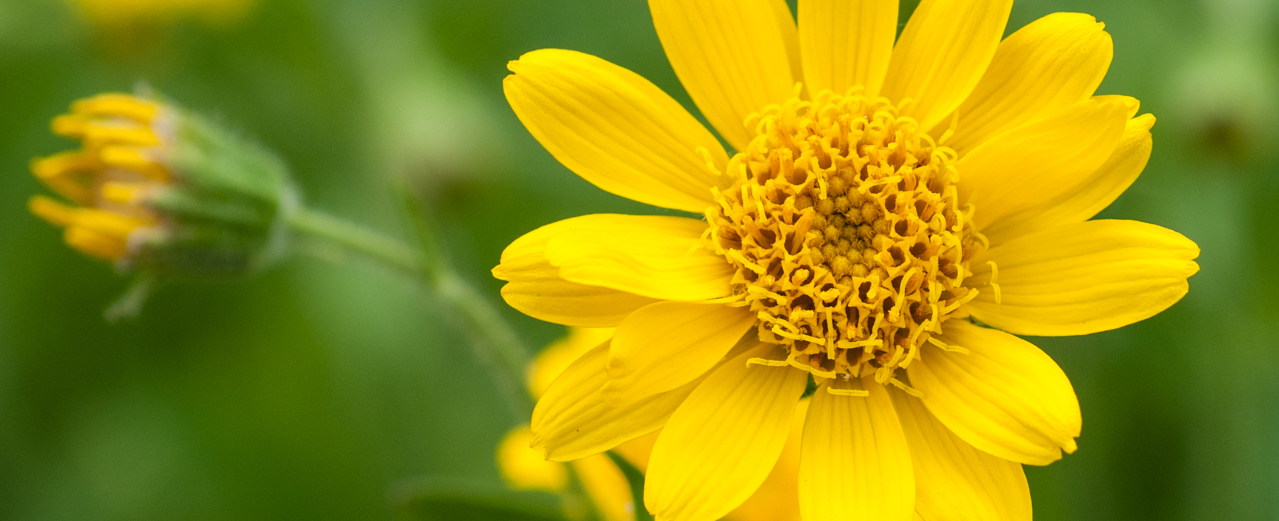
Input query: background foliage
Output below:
<box><xmin>0</xmin><ymin>0</ymin><xmax>1276</xmax><ymax>519</ymax></box>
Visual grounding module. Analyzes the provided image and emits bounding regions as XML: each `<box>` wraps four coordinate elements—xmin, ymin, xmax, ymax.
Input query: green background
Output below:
<box><xmin>0</xmin><ymin>0</ymin><xmax>1276</xmax><ymax>519</ymax></box>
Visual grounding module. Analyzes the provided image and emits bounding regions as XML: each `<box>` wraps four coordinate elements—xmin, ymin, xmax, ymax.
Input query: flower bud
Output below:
<box><xmin>29</xmin><ymin>92</ymin><xmax>297</xmax><ymax>279</ymax></box>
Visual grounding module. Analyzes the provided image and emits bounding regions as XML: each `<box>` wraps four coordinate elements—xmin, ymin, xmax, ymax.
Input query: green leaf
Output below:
<box><xmin>392</xmin><ymin>477</ymin><xmax>569</xmax><ymax>521</ymax></box>
<box><xmin>605</xmin><ymin>451</ymin><xmax>654</xmax><ymax>521</ymax></box>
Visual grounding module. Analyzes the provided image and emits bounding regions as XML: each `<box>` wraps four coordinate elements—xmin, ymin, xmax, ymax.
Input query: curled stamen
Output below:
<box><xmin>938</xmin><ymin>111</ymin><xmax>959</xmax><ymax>145</ymax></box>
<box><xmin>943</xmin><ymin>289</ymin><xmax>980</xmax><ymax>315</ymax></box>
<box><xmin>927</xmin><ymin>336</ymin><xmax>970</xmax><ymax>355</ymax></box>
<box><xmin>747</xmin><ymin>285</ymin><xmax>790</xmax><ymax>305</ymax></box>
<box><xmin>825</xmin><ymin>387</ymin><xmax>870</xmax><ymax>397</ymax></box>
<box><xmin>986</xmin><ymin>260</ymin><xmax>1002</xmax><ymax>304</ymax></box>
<box><xmin>746</xmin><ymin>357</ymin><xmax>791</xmax><ymax>368</ymax></box>
<box><xmin>771</xmin><ymin>325</ymin><xmax>826</xmax><ymax>346</ymax></box>
<box><xmin>696</xmin><ymin>146</ymin><xmax>720</xmax><ymax>175</ymax></box>
<box><xmin>726</xmin><ymin>249</ymin><xmax>766</xmax><ymax>274</ymax></box>
<box><xmin>889</xmin><ymin>378</ymin><xmax>923</xmax><ymax>397</ymax></box>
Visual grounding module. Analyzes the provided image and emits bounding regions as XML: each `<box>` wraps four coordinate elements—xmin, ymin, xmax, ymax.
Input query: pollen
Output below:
<box><xmin>705</xmin><ymin>89</ymin><xmax>986</xmax><ymax>383</ymax></box>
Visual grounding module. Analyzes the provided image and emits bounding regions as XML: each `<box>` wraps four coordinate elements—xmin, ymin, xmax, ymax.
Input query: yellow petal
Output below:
<box><xmin>529</xmin><ymin>328</ymin><xmax>616</xmax><ymax>398</ymax></box>
<box><xmin>505</xmin><ymin>49</ymin><xmax>730</xmax><ymax>213</ymax></box>
<box><xmin>798</xmin><ymin>0</ymin><xmax>898</xmax><ymax>97</ymax></box>
<box><xmin>944</xmin><ymin>13</ymin><xmax>1114</xmax><ymax>154</ymax></box>
<box><xmin>604</xmin><ymin>301</ymin><xmax>756</xmax><ymax>406</ymax></box>
<box><xmin>968</xmin><ymin>220</ymin><xmax>1200</xmax><ymax>337</ymax></box>
<box><xmin>890</xmin><ymin>388</ymin><xmax>1031</xmax><ymax>521</ymax></box>
<box><xmin>497</xmin><ymin>425</ymin><xmax>568</xmax><ymax>493</ymax></box>
<box><xmin>495</xmin><ymin>261</ymin><xmax>656</xmax><ymax>328</ymax></box>
<box><xmin>572</xmin><ymin>455</ymin><xmax>637</xmax><ymax>521</ymax></box>
<box><xmin>645</xmin><ymin>344</ymin><xmax>808</xmax><ymax>521</ymax></box>
<box><xmin>544</xmin><ymin>215</ymin><xmax>734</xmax><ymax>301</ymax></box>
<box><xmin>31</xmin><ymin>152</ymin><xmax>96</xmax><ymax>204</ymax></box>
<box><xmin>28</xmin><ymin>195</ymin><xmax>79</xmax><ymax>228</ymax></box>
<box><xmin>981</xmin><ymin>114</ymin><xmax>1155</xmax><ymax>244</ymax></box>
<box><xmin>881</xmin><ymin>0</ymin><xmax>1013</xmax><ymax>132</ymax></box>
<box><xmin>726</xmin><ymin>399</ymin><xmax>807</xmax><ymax>521</ymax></box>
<box><xmin>649</xmin><ymin>0</ymin><xmax>799</xmax><ymax>151</ymax></box>
<box><xmin>959</xmin><ymin>96</ymin><xmax>1131</xmax><ymax>230</ymax></box>
<box><xmin>770</xmin><ymin>0</ymin><xmax>804</xmax><ymax>84</ymax></box>
<box><xmin>908</xmin><ymin>320</ymin><xmax>1081</xmax><ymax>466</ymax></box>
<box><xmin>69</xmin><ymin>207</ymin><xmax>147</xmax><ymax>240</ymax></box>
<box><xmin>72</xmin><ymin>93</ymin><xmax>161</xmax><ymax>122</ymax></box>
<box><xmin>494</xmin><ymin>215</ymin><xmax>659</xmax><ymax>327</ymax></box>
<box><xmin>64</xmin><ymin>226</ymin><xmax>128</xmax><ymax>260</ymax></box>
<box><xmin>531</xmin><ymin>341</ymin><xmax>700</xmax><ymax>462</ymax></box>
<box><xmin>798</xmin><ymin>380</ymin><xmax>914</xmax><ymax>521</ymax></box>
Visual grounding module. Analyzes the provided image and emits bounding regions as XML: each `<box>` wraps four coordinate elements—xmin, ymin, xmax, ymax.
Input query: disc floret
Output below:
<box><xmin>706</xmin><ymin>90</ymin><xmax>986</xmax><ymax>384</ymax></box>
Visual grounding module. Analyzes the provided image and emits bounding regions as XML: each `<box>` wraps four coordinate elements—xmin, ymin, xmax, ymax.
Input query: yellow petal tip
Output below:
<box><xmin>1063</xmin><ymin>437</ymin><xmax>1079</xmax><ymax>454</ymax></box>
<box><xmin>491</xmin><ymin>265</ymin><xmax>511</xmax><ymax>281</ymax></box>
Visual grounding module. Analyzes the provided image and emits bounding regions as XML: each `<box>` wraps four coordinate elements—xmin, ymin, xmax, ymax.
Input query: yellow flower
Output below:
<box><xmin>30</xmin><ymin>93</ymin><xmax>295</xmax><ymax>278</ymax></box>
<box><xmin>494</xmin><ymin>1</ymin><xmax>1200</xmax><ymax>520</ymax></box>
<box><xmin>500</xmin><ymin>328</ymin><xmax>804</xmax><ymax>521</ymax></box>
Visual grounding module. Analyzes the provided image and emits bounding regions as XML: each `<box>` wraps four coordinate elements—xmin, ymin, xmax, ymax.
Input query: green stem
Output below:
<box><xmin>289</xmin><ymin>208</ymin><xmax>424</xmax><ymax>275</ymax></box>
<box><xmin>288</xmin><ymin>203</ymin><xmax>533</xmax><ymax>417</ymax></box>
<box><xmin>397</xmin><ymin>188</ymin><xmax>533</xmax><ymax>416</ymax></box>
<box><xmin>435</xmin><ymin>272</ymin><xmax>533</xmax><ymax>402</ymax></box>
<box><xmin>294</xmin><ymin>198</ymin><xmax>615</xmax><ymax>521</ymax></box>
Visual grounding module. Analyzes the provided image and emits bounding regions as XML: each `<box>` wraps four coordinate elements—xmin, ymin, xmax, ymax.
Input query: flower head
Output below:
<box><xmin>495</xmin><ymin>1</ymin><xmax>1200</xmax><ymax>520</ymax></box>
<box><xmin>706</xmin><ymin>92</ymin><xmax>981</xmax><ymax>383</ymax></box>
<box><xmin>30</xmin><ymin>93</ymin><xmax>296</xmax><ymax>280</ymax></box>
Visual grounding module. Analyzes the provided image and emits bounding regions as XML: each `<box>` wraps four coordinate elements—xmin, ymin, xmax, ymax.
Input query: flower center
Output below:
<box><xmin>706</xmin><ymin>90</ymin><xmax>985</xmax><ymax>384</ymax></box>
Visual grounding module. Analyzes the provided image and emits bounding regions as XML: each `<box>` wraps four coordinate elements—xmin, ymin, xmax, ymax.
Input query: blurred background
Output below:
<box><xmin>0</xmin><ymin>0</ymin><xmax>1276</xmax><ymax>519</ymax></box>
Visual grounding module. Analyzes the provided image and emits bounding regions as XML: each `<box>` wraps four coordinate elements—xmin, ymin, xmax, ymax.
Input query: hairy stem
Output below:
<box><xmin>289</xmin><ymin>202</ymin><xmax>532</xmax><ymax>417</ymax></box>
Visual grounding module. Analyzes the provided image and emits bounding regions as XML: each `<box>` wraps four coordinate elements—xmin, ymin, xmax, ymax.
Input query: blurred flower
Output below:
<box><xmin>495</xmin><ymin>1</ymin><xmax>1201</xmax><ymax>520</ymax></box>
<box><xmin>498</xmin><ymin>327</ymin><xmax>646</xmax><ymax>521</ymax></box>
<box><xmin>497</xmin><ymin>425</ymin><xmax>569</xmax><ymax>493</ymax></box>
<box><xmin>67</xmin><ymin>0</ymin><xmax>254</xmax><ymax>28</ymax></box>
<box><xmin>30</xmin><ymin>92</ymin><xmax>295</xmax><ymax>281</ymax></box>
<box><xmin>499</xmin><ymin>328</ymin><xmax>802</xmax><ymax>521</ymax></box>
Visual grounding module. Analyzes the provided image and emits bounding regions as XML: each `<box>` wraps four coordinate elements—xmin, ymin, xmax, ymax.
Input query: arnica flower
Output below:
<box><xmin>30</xmin><ymin>93</ymin><xmax>295</xmax><ymax>280</ymax></box>
<box><xmin>494</xmin><ymin>1</ymin><xmax>1201</xmax><ymax>520</ymax></box>
<box><xmin>499</xmin><ymin>328</ymin><xmax>804</xmax><ymax>521</ymax></box>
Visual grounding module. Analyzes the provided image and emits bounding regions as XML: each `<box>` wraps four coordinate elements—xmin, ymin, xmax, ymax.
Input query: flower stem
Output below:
<box><xmin>289</xmin><ymin>207</ymin><xmax>424</xmax><ymax>275</ymax></box>
<box><xmin>288</xmin><ymin>203</ymin><xmax>533</xmax><ymax>417</ymax></box>
<box><xmin>294</xmin><ymin>196</ymin><xmax>615</xmax><ymax>521</ymax></box>
<box><xmin>396</xmin><ymin>187</ymin><xmax>534</xmax><ymax>416</ymax></box>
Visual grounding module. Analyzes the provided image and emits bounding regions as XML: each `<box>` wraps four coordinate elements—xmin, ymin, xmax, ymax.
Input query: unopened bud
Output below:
<box><xmin>29</xmin><ymin>92</ymin><xmax>297</xmax><ymax>280</ymax></box>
